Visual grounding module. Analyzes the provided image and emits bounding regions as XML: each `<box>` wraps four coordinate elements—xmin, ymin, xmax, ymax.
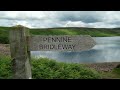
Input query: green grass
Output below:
<box><xmin>0</xmin><ymin>26</ymin><xmax>120</xmax><ymax>44</ymax></box>
<box><xmin>0</xmin><ymin>55</ymin><xmax>12</xmax><ymax>79</ymax></box>
<box><xmin>0</xmin><ymin>55</ymin><xmax>101</xmax><ymax>79</ymax></box>
<box><xmin>0</xmin><ymin>55</ymin><xmax>120</xmax><ymax>79</ymax></box>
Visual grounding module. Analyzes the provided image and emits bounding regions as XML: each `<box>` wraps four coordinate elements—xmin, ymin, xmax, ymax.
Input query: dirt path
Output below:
<box><xmin>85</xmin><ymin>62</ymin><xmax>120</xmax><ymax>72</ymax></box>
<box><xmin>0</xmin><ymin>44</ymin><xmax>10</xmax><ymax>55</ymax></box>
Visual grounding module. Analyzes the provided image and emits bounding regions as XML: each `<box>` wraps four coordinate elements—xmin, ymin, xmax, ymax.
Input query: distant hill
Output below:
<box><xmin>0</xmin><ymin>26</ymin><xmax>120</xmax><ymax>44</ymax></box>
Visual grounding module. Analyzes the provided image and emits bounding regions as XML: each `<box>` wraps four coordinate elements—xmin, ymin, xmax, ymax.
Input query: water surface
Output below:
<box><xmin>31</xmin><ymin>37</ymin><xmax>120</xmax><ymax>63</ymax></box>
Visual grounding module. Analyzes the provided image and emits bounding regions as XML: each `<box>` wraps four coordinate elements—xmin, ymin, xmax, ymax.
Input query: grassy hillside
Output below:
<box><xmin>0</xmin><ymin>27</ymin><xmax>11</xmax><ymax>44</ymax></box>
<box><xmin>30</xmin><ymin>27</ymin><xmax>120</xmax><ymax>36</ymax></box>
<box><xmin>0</xmin><ymin>26</ymin><xmax>120</xmax><ymax>44</ymax></box>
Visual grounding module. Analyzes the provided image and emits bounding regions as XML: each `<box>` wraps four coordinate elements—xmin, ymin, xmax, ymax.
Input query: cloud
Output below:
<box><xmin>64</xmin><ymin>21</ymin><xmax>87</xmax><ymax>27</ymax></box>
<box><xmin>55</xmin><ymin>11</ymin><xmax>102</xmax><ymax>23</ymax></box>
<box><xmin>0</xmin><ymin>11</ymin><xmax>120</xmax><ymax>28</ymax></box>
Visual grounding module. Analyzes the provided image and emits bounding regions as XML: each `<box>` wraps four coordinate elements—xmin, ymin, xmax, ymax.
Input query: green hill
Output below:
<box><xmin>0</xmin><ymin>26</ymin><xmax>120</xmax><ymax>44</ymax></box>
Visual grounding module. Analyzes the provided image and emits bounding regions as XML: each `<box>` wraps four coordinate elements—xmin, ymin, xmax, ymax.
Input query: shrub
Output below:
<box><xmin>32</xmin><ymin>58</ymin><xmax>101</xmax><ymax>79</ymax></box>
<box><xmin>0</xmin><ymin>55</ymin><xmax>101</xmax><ymax>79</ymax></box>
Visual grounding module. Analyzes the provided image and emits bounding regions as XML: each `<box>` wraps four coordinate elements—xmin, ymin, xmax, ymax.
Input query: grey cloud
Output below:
<box><xmin>0</xmin><ymin>19</ymin><xmax>14</xmax><ymax>27</ymax></box>
<box><xmin>54</xmin><ymin>11</ymin><xmax>101</xmax><ymax>23</ymax></box>
<box><xmin>0</xmin><ymin>16</ymin><xmax>46</xmax><ymax>21</ymax></box>
<box><xmin>0</xmin><ymin>11</ymin><xmax>120</xmax><ymax>28</ymax></box>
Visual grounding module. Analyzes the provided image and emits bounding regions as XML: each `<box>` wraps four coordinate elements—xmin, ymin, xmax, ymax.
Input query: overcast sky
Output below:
<box><xmin>0</xmin><ymin>11</ymin><xmax>120</xmax><ymax>28</ymax></box>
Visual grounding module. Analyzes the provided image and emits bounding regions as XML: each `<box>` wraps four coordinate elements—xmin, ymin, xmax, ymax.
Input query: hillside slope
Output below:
<box><xmin>0</xmin><ymin>26</ymin><xmax>120</xmax><ymax>44</ymax></box>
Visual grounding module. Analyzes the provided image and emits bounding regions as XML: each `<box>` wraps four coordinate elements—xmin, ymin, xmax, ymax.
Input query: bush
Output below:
<box><xmin>32</xmin><ymin>58</ymin><xmax>101</xmax><ymax>79</ymax></box>
<box><xmin>0</xmin><ymin>55</ymin><xmax>101</xmax><ymax>79</ymax></box>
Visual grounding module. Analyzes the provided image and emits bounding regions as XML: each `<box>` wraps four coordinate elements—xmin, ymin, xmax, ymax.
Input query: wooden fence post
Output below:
<box><xmin>9</xmin><ymin>25</ymin><xmax>32</xmax><ymax>79</ymax></box>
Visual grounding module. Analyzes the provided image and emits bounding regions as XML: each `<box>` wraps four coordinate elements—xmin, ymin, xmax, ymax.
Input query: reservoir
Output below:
<box><xmin>31</xmin><ymin>37</ymin><xmax>120</xmax><ymax>63</ymax></box>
